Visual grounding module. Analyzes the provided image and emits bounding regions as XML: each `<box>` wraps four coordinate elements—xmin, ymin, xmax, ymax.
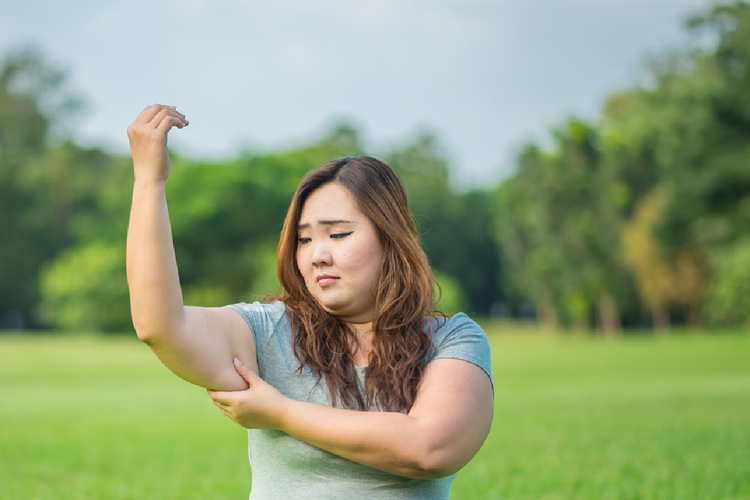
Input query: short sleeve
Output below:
<box><xmin>224</xmin><ymin>301</ymin><xmax>287</xmax><ymax>360</ymax></box>
<box><xmin>430</xmin><ymin>313</ymin><xmax>494</xmax><ymax>393</ymax></box>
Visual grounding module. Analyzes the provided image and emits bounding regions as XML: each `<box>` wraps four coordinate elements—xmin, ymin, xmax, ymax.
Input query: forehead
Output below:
<box><xmin>299</xmin><ymin>183</ymin><xmax>362</xmax><ymax>224</ymax></box>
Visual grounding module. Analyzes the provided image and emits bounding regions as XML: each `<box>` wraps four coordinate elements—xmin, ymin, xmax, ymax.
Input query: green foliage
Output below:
<box><xmin>494</xmin><ymin>148</ymin><xmax>564</xmax><ymax>328</ymax></box>
<box><xmin>2</xmin><ymin>99</ymin><xmax>500</xmax><ymax>332</ymax></box>
<box><xmin>163</xmin><ymin>124</ymin><xmax>367</xmax><ymax>312</ymax></box>
<box><xmin>38</xmin><ymin>243</ymin><xmax>130</xmax><ymax>332</ymax></box>
<box><xmin>621</xmin><ymin>186</ymin><xmax>709</xmax><ymax>329</ymax></box>
<box><xmin>388</xmin><ymin>134</ymin><xmax>502</xmax><ymax>315</ymax></box>
<box><xmin>0</xmin><ymin>48</ymin><xmax>85</xmax><ymax>328</ymax></box>
<box><xmin>29</xmin><ymin>144</ymin><xmax>131</xmax><ymax>330</ymax></box>
<box><xmin>495</xmin><ymin>1</ymin><xmax>750</xmax><ymax>331</ymax></box>
<box><xmin>494</xmin><ymin>121</ymin><xmax>630</xmax><ymax>333</ymax></box>
<box><xmin>246</xmin><ymin>242</ymin><xmax>283</xmax><ymax>302</ymax></box>
<box><xmin>433</xmin><ymin>270</ymin><xmax>469</xmax><ymax>315</ymax></box>
<box><xmin>705</xmin><ymin>239</ymin><xmax>750</xmax><ymax>327</ymax></box>
<box><xmin>605</xmin><ymin>3</ymin><xmax>750</xmax><ymax>257</ymax></box>
<box><xmin>7</xmin><ymin>1</ymin><xmax>750</xmax><ymax>332</ymax></box>
<box><xmin>0</xmin><ymin>46</ymin><xmax>77</xmax><ymax>162</ymax></box>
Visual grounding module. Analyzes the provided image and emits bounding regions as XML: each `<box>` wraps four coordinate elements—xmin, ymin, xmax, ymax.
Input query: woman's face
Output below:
<box><xmin>296</xmin><ymin>182</ymin><xmax>384</xmax><ymax>324</ymax></box>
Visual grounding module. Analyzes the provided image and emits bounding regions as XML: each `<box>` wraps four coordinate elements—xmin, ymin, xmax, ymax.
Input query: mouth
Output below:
<box><xmin>316</xmin><ymin>274</ymin><xmax>339</xmax><ymax>287</ymax></box>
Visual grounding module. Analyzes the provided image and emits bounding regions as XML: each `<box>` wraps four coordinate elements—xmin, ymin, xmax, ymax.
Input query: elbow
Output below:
<box><xmin>130</xmin><ymin>307</ymin><xmax>155</xmax><ymax>343</ymax></box>
<box><xmin>400</xmin><ymin>441</ymin><xmax>462</xmax><ymax>479</ymax></box>
<box><xmin>132</xmin><ymin>316</ymin><xmax>169</xmax><ymax>345</ymax></box>
<box><xmin>133</xmin><ymin>323</ymin><xmax>158</xmax><ymax>345</ymax></box>
<box><xmin>131</xmin><ymin>311</ymin><xmax>184</xmax><ymax>345</ymax></box>
<box><xmin>411</xmin><ymin>450</ymin><xmax>461</xmax><ymax>479</ymax></box>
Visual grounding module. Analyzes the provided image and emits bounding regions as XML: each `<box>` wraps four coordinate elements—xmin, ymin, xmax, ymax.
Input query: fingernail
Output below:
<box><xmin>234</xmin><ymin>357</ymin><xmax>243</xmax><ymax>367</ymax></box>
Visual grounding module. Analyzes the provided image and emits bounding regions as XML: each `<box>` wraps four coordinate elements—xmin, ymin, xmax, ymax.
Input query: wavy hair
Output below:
<box><xmin>273</xmin><ymin>156</ymin><xmax>443</xmax><ymax>411</ymax></box>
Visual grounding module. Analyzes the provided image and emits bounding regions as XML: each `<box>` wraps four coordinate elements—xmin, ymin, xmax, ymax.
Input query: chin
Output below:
<box><xmin>315</xmin><ymin>297</ymin><xmax>344</xmax><ymax>315</ymax></box>
<box><xmin>321</xmin><ymin>303</ymin><xmax>347</xmax><ymax>316</ymax></box>
<box><xmin>318</xmin><ymin>300</ymin><xmax>361</xmax><ymax>320</ymax></box>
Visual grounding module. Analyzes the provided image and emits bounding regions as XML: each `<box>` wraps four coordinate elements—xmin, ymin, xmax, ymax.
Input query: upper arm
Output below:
<box><xmin>408</xmin><ymin>358</ymin><xmax>494</xmax><ymax>476</ymax></box>
<box><xmin>145</xmin><ymin>306</ymin><xmax>258</xmax><ymax>391</ymax></box>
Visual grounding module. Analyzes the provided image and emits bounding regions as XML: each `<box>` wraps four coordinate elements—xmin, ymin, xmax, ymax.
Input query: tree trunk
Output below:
<box><xmin>571</xmin><ymin>313</ymin><xmax>589</xmax><ymax>335</ymax></box>
<box><xmin>684</xmin><ymin>303</ymin><xmax>702</xmax><ymax>330</ymax></box>
<box><xmin>597</xmin><ymin>293</ymin><xmax>621</xmax><ymax>338</ymax></box>
<box><xmin>537</xmin><ymin>298</ymin><xmax>558</xmax><ymax>333</ymax></box>
<box><xmin>652</xmin><ymin>304</ymin><xmax>671</xmax><ymax>335</ymax></box>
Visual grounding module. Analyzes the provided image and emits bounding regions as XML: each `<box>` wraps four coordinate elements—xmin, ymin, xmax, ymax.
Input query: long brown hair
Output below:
<box><xmin>274</xmin><ymin>156</ymin><xmax>442</xmax><ymax>411</ymax></box>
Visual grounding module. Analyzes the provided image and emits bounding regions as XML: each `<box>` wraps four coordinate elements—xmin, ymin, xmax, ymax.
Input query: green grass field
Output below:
<box><xmin>1</xmin><ymin>328</ymin><xmax>749</xmax><ymax>499</ymax></box>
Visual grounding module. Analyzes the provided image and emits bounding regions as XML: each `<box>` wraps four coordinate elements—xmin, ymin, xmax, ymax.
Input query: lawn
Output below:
<box><xmin>1</xmin><ymin>328</ymin><xmax>748</xmax><ymax>499</ymax></box>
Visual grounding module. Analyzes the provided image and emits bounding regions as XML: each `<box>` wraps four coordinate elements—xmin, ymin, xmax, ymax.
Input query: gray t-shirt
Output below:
<box><xmin>226</xmin><ymin>301</ymin><xmax>493</xmax><ymax>500</ymax></box>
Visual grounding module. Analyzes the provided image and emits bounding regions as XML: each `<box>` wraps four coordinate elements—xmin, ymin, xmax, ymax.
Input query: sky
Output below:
<box><xmin>1</xmin><ymin>0</ymin><xmax>718</xmax><ymax>187</ymax></box>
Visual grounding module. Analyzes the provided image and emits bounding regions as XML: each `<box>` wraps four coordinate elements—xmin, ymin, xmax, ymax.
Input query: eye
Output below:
<box><xmin>331</xmin><ymin>232</ymin><xmax>353</xmax><ymax>239</ymax></box>
<box><xmin>297</xmin><ymin>237</ymin><xmax>311</xmax><ymax>245</ymax></box>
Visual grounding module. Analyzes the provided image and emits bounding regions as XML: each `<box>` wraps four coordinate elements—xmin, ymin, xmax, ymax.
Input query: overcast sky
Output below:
<box><xmin>2</xmin><ymin>0</ymin><xmax>717</xmax><ymax>187</ymax></box>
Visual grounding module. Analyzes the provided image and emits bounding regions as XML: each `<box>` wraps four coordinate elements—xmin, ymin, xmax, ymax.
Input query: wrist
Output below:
<box><xmin>275</xmin><ymin>397</ymin><xmax>296</xmax><ymax>432</ymax></box>
<box><xmin>133</xmin><ymin>176</ymin><xmax>168</xmax><ymax>191</ymax></box>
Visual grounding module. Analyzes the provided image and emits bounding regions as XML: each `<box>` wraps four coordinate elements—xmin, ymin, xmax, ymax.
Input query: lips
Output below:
<box><xmin>316</xmin><ymin>274</ymin><xmax>339</xmax><ymax>287</ymax></box>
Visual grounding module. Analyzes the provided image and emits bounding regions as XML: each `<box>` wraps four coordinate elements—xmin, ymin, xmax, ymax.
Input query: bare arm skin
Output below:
<box><xmin>209</xmin><ymin>357</ymin><xmax>494</xmax><ymax>479</ymax></box>
<box><xmin>126</xmin><ymin>104</ymin><xmax>257</xmax><ymax>391</ymax></box>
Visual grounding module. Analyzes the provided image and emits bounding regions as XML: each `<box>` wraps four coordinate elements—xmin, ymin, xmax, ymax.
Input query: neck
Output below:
<box><xmin>346</xmin><ymin>321</ymin><xmax>374</xmax><ymax>368</ymax></box>
<box><xmin>348</xmin><ymin>321</ymin><xmax>373</xmax><ymax>338</ymax></box>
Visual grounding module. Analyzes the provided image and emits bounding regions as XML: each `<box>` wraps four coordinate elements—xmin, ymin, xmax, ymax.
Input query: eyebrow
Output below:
<box><xmin>298</xmin><ymin>220</ymin><xmax>353</xmax><ymax>230</ymax></box>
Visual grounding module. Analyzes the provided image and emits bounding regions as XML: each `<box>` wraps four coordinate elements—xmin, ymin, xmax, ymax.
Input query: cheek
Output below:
<box><xmin>367</xmin><ymin>250</ymin><xmax>385</xmax><ymax>281</ymax></box>
<box><xmin>347</xmin><ymin>239</ymin><xmax>383</xmax><ymax>279</ymax></box>
<box><xmin>295</xmin><ymin>248</ymin><xmax>308</xmax><ymax>276</ymax></box>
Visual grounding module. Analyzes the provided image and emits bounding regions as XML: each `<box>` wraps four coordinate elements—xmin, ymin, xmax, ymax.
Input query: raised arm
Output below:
<box><xmin>126</xmin><ymin>104</ymin><xmax>257</xmax><ymax>391</ymax></box>
<box><xmin>210</xmin><ymin>357</ymin><xmax>494</xmax><ymax>478</ymax></box>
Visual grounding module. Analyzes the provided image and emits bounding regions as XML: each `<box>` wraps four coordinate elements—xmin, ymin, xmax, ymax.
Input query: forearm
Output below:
<box><xmin>126</xmin><ymin>179</ymin><xmax>186</xmax><ymax>340</ymax></box>
<box><xmin>126</xmin><ymin>181</ymin><xmax>256</xmax><ymax>390</ymax></box>
<box><xmin>278</xmin><ymin>400</ymin><xmax>454</xmax><ymax>479</ymax></box>
<box><xmin>211</xmin><ymin>359</ymin><xmax>493</xmax><ymax>476</ymax></box>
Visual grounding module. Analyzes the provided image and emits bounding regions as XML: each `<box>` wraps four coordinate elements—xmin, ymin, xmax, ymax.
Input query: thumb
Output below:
<box><xmin>234</xmin><ymin>358</ymin><xmax>257</xmax><ymax>384</ymax></box>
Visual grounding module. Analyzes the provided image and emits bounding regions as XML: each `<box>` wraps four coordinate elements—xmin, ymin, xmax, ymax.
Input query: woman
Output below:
<box><xmin>127</xmin><ymin>104</ymin><xmax>494</xmax><ymax>499</ymax></box>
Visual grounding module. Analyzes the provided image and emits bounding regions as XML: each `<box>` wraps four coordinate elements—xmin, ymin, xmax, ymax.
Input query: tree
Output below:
<box><xmin>704</xmin><ymin>239</ymin><xmax>750</xmax><ymax>327</ymax></box>
<box><xmin>0</xmin><ymin>47</ymin><xmax>83</xmax><ymax>329</ymax></box>
<box><xmin>387</xmin><ymin>133</ymin><xmax>503</xmax><ymax>315</ymax></box>
<box><xmin>38</xmin><ymin>242</ymin><xmax>129</xmax><ymax>332</ymax></box>
<box><xmin>621</xmin><ymin>186</ymin><xmax>709</xmax><ymax>332</ymax></box>
<box><xmin>495</xmin><ymin>119</ymin><xmax>633</xmax><ymax>335</ymax></box>
<box><xmin>494</xmin><ymin>145</ymin><xmax>565</xmax><ymax>330</ymax></box>
<box><xmin>37</xmin><ymin>123</ymin><xmax>366</xmax><ymax>331</ymax></box>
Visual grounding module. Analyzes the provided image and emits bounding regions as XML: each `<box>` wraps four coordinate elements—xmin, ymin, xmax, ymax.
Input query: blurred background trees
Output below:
<box><xmin>1</xmin><ymin>1</ymin><xmax>749</xmax><ymax>333</ymax></box>
<box><xmin>494</xmin><ymin>1</ymin><xmax>750</xmax><ymax>332</ymax></box>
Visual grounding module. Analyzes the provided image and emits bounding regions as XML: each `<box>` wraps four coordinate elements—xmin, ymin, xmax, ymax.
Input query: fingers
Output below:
<box><xmin>212</xmin><ymin>400</ymin><xmax>238</xmax><ymax>423</ymax></box>
<box><xmin>207</xmin><ymin>389</ymin><xmax>232</xmax><ymax>406</ymax></box>
<box><xmin>155</xmin><ymin>114</ymin><xmax>188</xmax><ymax>136</ymax></box>
<box><xmin>234</xmin><ymin>357</ymin><xmax>257</xmax><ymax>384</ymax></box>
<box><xmin>132</xmin><ymin>104</ymin><xmax>189</xmax><ymax>130</ymax></box>
<box><xmin>127</xmin><ymin>105</ymin><xmax>189</xmax><ymax>152</ymax></box>
<box><xmin>152</xmin><ymin>106</ymin><xmax>189</xmax><ymax>132</ymax></box>
<box><xmin>133</xmin><ymin>104</ymin><xmax>161</xmax><ymax>124</ymax></box>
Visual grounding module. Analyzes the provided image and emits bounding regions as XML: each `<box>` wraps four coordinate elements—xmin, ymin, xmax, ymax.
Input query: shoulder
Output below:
<box><xmin>224</xmin><ymin>301</ymin><xmax>289</xmax><ymax>343</ymax></box>
<box><xmin>430</xmin><ymin>312</ymin><xmax>485</xmax><ymax>346</ymax></box>
<box><xmin>225</xmin><ymin>299</ymin><xmax>287</xmax><ymax>322</ymax></box>
<box><xmin>225</xmin><ymin>299</ymin><xmax>286</xmax><ymax>318</ymax></box>
<box><xmin>427</xmin><ymin>313</ymin><xmax>493</xmax><ymax>391</ymax></box>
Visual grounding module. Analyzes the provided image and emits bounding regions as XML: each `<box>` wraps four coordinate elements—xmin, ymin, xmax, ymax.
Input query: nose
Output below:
<box><xmin>311</xmin><ymin>240</ymin><xmax>333</xmax><ymax>267</ymax></box>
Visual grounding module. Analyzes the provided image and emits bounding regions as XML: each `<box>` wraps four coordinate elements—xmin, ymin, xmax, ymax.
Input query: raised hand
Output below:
<box><xmin>126</xmin><ymin>104</ymin><xmax>189</xmax><ymax>183</ymax></box>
